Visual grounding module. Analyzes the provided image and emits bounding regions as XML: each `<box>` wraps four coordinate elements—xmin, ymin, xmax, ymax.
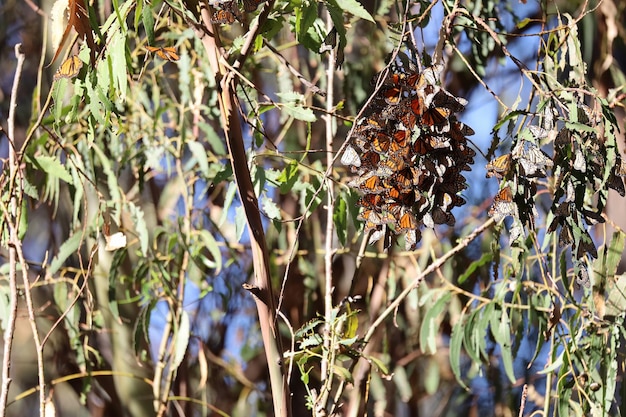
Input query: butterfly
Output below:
<box><xmin>432</xmin><ymin>207</ymin><xmax>455</xmax><ymax>226</ymax></box>
<box><xmin>319</xmin><ymin>27</ymin><xmax>337</xmax><ymax>53</ymax></box>
<box><xmin>370</xmin><ymin>132</ymin><xmax>392</xmax><ymax>153</ymax></box>
<box><xmin>386</xmin><ymin>185</ymin><xmax>416</xmax><ymax>207</ymax></box>
<box><xmin>54</xmin><ymin>55</ymin><xmax>83</xmax><ymax>80</ymax></box>
<box><xmin>376</xmin><ymin>156</ymin><xmax>406</xmax><ymax>177</ymax></box>
<box><xmin>104</xmin><ymin>232</ymin><xmax>127</xmax><ymax>251</ymax></box>
<box><xmin>350</xmin><ymin>173</ymin><xmax>387</xmax><ymax>194</ymax></box>
<box><xmin>431</xmin><ymin>89</ymin><xmax>467</xmax><ymax>113</ymax></box>
<box><xmin>397</xmin><ymin>209</ymin><xmax>418</xmax><ymax>232</ymax></box>
<box><xmin>362</xmin><ymin>150</ymin><xmax>382</xmax><ymax>167</ymax></box>
<box><xmin>421</xmin><ymin>106</ymin><xmax>451</xmax><ymax>131</ymax></box>
<box><xmin>392</xmin><ymin>167</ymin><xmax>416</xmax><ymax>191</ymax></box>
<box><xmin>427</xmin><ymin>134</ymin><xmax>451</xmax><ymax>150</ymax></box>
<box><xmin>489</xmin><ymin>186</ymin><xmax>517</xmax><ymax>222</ymax></box>
<box><xmin>486</xmin><ymin>154</ymin><xmax>512</xmax><ymax>179</ymax></box>
<box><xmin>211</xmin><ymin>8</ymin><xmax>236</xmax><ymax>23</ymax></box>
<box><xmin>382</xmin><ymin>85</ymin><xmax>403</xmax><ymax>105</ymax></box>
<box><xmin>404</xmin><ymin>228</ymin><xmax>419</xmax><ymax>251</ymax></box>
<box><xmin>448</xmin><ymin>122</ymin><xmax>475</xmax><ymax>142</ymax></box>
<box><xmin>359</xmin><ymin>209</ymin><xmax>383</xmax><ymax>231</ymax></box>
<box><xmin>358</xmin><ymin>194</ymin><xmax>382</xmax><ymax>209</ymax></box>
<box><xmin>146</xmin><ymin>45</ymin><xmax>180</xmax><ymax>61</ymax></box>
<box><xmin>340</xmin><ymin>145</ymin><xmax>361</xmax><ymax>168</ymax></box>
<box><xmin>512</xmin><ymin>140</ymin><xmax>553</xmax><ymax>178</ymax></box>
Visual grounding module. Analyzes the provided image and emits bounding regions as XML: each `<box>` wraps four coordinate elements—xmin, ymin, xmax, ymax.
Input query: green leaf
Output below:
<box><xmin>198</xmin><ymin>230</ymin><xmax>222</xmax><ymax>274</ymax></box>
<box><xmin>142</xmin><ymin>1</ymin><xmax>155</xmax><ymax>45</ymax></box>
<box><xmin>489</xmin><ymin>307</ymin><xmax>515</xmax><ymax>383</ymax></box>
<box><xmin>127</xmin><ymin>201</ymin><xmax>149</xmax><ymax>256</ymax></box>
<box><xmin>450</xmin><ymin>317</ymin><xmax>469</xmax><ymax>389</ymax></box>
<box><xmin>188</xmin><ymin>141</ymin><xmax>210</xmax><ymax>177</ymax></box>
<box><xmin>332</xmin><ymin>0</ymin><xmax>374</xmax><ymax>22</ymax></box>
<box><xmin>172</xmin><ymin>310</ymin><xmax>190</xmax><ymax>370</ymax></box>
<box><xmin>281</xmin><ymin>102</ymin><xmax>316</xmax><ymax>122</ymax></box>
<box><xmin>333</xmin><ymin>194</ymin><xmax>348</xmax><ymax>246</ymax></box>
<box><xmin>33</xmin><ymin>155</ymin><xmax>74</xmax><ymax>185</ymax></box>
<box><xmin>423</xmin><ymin>358</ymin><xmax>440</xmax><ymax>395</ymax></box>
<box><xmin>606</xmin><ymin>232</ymin><xmax>625</xmax><ymax>279</ymax></box>
<box><xmin>262</xmin><ymin>197</ymin><xmax>281</xmax><ymax>221</ymax></box>
<box><xmin>458</xmin><ymin>253</ymin><xmax>492</xmax><ymax>284</ymax></box>
<box><xmin>49</xmin><ymin>232</ymin><xmax>83</xmax><ymax>275</ymax></box>
<box><xmin>275</xmin><ymin>161</ymin><xmax>300</xmax><ymax>194</ymax></box>
<box><xmin>365</xmin><ymin>354</ymin><xmax>389</xmax><ymax>375</ymax></box>
<box><xmin>538</xmin><ymin>351</ymin><xmax>564</xmax><ymax>374</ymax></box>
<box><xmin>420</xmin><ymin>292</ymin><xmax>451</xmax><ymax>355</ymax></box>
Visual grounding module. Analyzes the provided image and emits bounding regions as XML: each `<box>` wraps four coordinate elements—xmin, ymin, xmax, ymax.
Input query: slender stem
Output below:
<box><xmin>318</xmin><ymin>13</ymin><xmax>337</xmax><ymax>415</ymax></box>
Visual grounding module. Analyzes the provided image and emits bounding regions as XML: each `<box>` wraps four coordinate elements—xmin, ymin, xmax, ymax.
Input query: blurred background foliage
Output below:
<box><xmin>0</xmin><ymin>0</ymin><xmax>626</xmax><ymax>416</ymax></box>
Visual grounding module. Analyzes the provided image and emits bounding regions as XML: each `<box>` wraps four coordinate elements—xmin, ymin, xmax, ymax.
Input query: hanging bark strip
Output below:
<box><xmin>191</xmin><ymin>2</ymin><xmax>292</xmax><ymax>416</ymax></box>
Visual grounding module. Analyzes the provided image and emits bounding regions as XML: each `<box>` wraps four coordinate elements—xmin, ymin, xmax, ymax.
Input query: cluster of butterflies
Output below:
<box><xmin>210</xmin><ymin>0</ymin><xmax>264</xmax><ymax>24</ymax></box>
<box><xmin>485</xmin><ymin>104</ymin><xmax>626</xmax><ymax>287</ymax></box>
<box><xmin>341</xmin><ymin>63</ymin><xmax>475</xmax><ymax>251</ymax></box>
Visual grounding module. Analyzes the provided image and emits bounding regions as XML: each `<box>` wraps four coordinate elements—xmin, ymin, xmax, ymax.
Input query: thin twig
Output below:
<box><xmin>317</xmin><ymin>12</ymin><xmax>338</xmax><ymax>416</ymax></box>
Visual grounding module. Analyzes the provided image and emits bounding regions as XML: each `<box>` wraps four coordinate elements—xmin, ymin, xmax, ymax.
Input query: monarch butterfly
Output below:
<box><xmin>409</xmin><ymin>96</ymin><xmax>425</xmax><ymax>116</ymax></box>
<box><xmin>615</xmin><ymin>154</ymin><xmax>626</xmax><ymax>177</ymax></box>
<box><xmin>376</xmin><ymin>156</ymin><xmax>405</xmax><ymax>177</ymax></box>
<box><xmin>576</xmin><ymin>230</ymin><xmax>597</xmax><ymax>259</ymax></box>
<box><xmin>457</xmin><ymin>143</ymin><xmax>476</xmax><ymax>159</ymax></box>
<box><xmin>358</xmin><ymin>194</ymin><xmax>382</xmax><ymax>209</ymax></box>
<box><xmin>359</xmin><ymin>209</ymin><xmax>383</xmax><ymax>231</ymax></box>
<box><xmin>418</xmin><ymin>65</ymin><xmax>444</xmax><ymax>88</ymax></box>
<box><xmin>432</xmin><ymin>207</ymin><xmax>455</xmax><ymax>226</ymax></box>
<box><xmin>392</xmin><ymin>167</ymin><xmax>415</xmax><ymax>191</ymax></box>
<box><xmin>367</xmin><ymin>225</ymin><xmax>386</xmax><ymax>245</ymax></box>
<box><xmin>399</xmin><ymin>111</ymin><xmax>418</xmax><ymax>130</ymax></box>
<box><xmin>486</xmin><ymin>154</ymin><xmax>512</xmax><ymax>179</ymax></box>
<box><xmin>211</xmin><ymin>8</ymin><xmax>236</xmax><ymax>24</ymax></box>
<box><xmin>386</xmin><ymin>185</ymin><xmax>415</xmax><ymax>207</ymax></box>
<box><xmin>427</xmin><ymin>135</ymin><xmax>451</xmax><ymax>150</ymax></box>
<box><xmin>512</xmin><ymin>140</ymin><xmax>553</xmax><ymax>178</ymax></box>
<box><xmin>421</xmin><ymin>107</ymin><xmax>451</xmax><ymax>130</ymax></box>
<box><xmin>392</xmin><ymin>129</ymin><xmax>409</xmax><ymax>149</ymax></box>
<box><xmin>412</xmin><ymin>138</ymin><xmax>430</xmax><ymax>155</ymax></box>
<box><xmin>488</xmin><ymin>186</ymin><xmax>517</xmax><ymax>222</ymax></box>
<box><xmin>146</xmin><ymin>46</ymin><xmax>180</xmax><ymax>61</ymax></box>
<box><xmin>383</xmin><ymin>85</ymin><xmax>402</xmax><ymax>105</ymax></box>
<box><xmin>439</xmin><ymin>192</ymin><xmax>465</xmax><ymax>212</ymax></box>
<box><xmin>54</xmin><ymin>55</ymin><xmax>83</xmax><ymax>80</ymax></box>
<box><xmin>432</xmin><ymin>90</ymin><xmax>467</xmax><ymax>113</ymax></box>
<box><xmin>370</xmin><ymin>132</ymin><xmax>391</xmax><ymax>153</ymax></box>
<box><xmin>448</xmin><ymin>122</ymin><xmax>475</xmax><ymax>142</ymax></box>
<box><xmin>319</xmin><ymin>27</ymin><xmax>337</xmax><ymax>53</ymax></box>
<box><xmin>340</xmin><ymin>145</ymin><xmax>361</xmax><ymax>168</ymax></box>
<box><xmin>403</xmin><ymin>228</ymin><xmax>418</xmax><ymax>251</ymax></box>
<box><xmin>608</xmin><ymin>171</ymin><xmax>625</xmax><ymax>197</ymax></box>
<box><xmin>558</xmin><ymin>225</ymin><xmax>572</xmax><ymax>247</ymax></box>
<box><xmin>397</xmin><ymin>210</ymin><xmax>418</xmax><ymax>232</ymax></box>
<box><xmin>359</xmin><ymin>151</ymin><xmax>381</xmax><ymax>170</ymax></box>
<box><xmin>353</xmin><ymin>173</ymin><xmax>386</xmax><ymax>194</ymax></box>
<box><xmin>574</xmin><ymin>260</ymin><xmax>590</xmax><ymax>289</ymax></box>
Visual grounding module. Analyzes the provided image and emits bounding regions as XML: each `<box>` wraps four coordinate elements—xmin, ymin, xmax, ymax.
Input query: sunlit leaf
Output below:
<box><xmin>172</xmin><ymin>310</ymin><xmax>190</xmax><ymax>370</ymax></box>
<box><xmin>420</xmin><ymin>292</ymin><xmax>451</xmax><ymax>355</ymax></box>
